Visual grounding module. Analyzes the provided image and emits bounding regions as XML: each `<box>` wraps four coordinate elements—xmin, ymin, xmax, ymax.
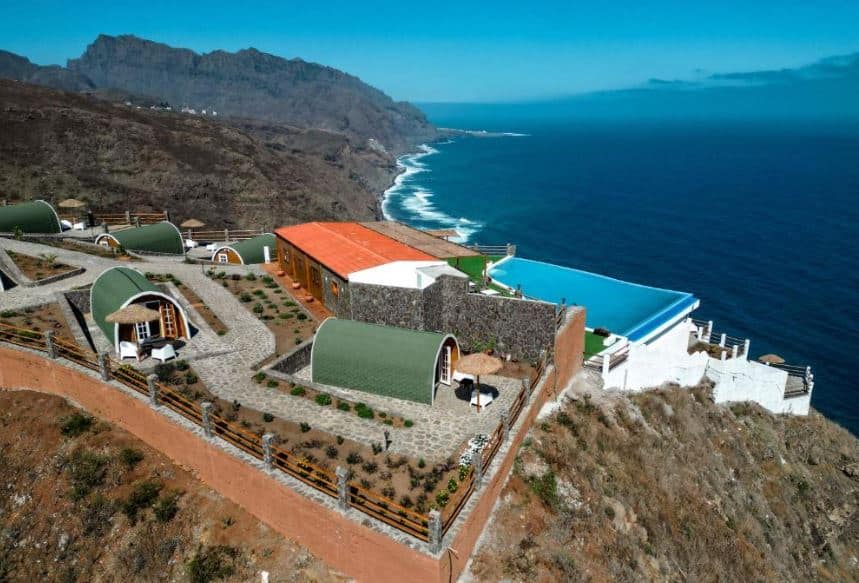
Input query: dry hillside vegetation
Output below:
<box><xmin>470</xmin><ymin>383</ymin><xmax>859</xmax><ymax>582</ymax></box>
<box><xmin>0</xmin><ymin>79</ymin><xmax>395</xmax><ymax>229</ymax></box>
<box><xmin>0</xmin><ymin>390</ymin><xmax>342</xmax><ymax>582</ymax></box>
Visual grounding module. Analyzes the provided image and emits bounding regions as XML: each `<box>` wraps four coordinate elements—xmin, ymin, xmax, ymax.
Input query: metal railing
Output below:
<box><xmin>468</xmin><ymin>243</ymin><xmax>516</xmax><ymax>257</ymax></box>
<box><xmin>691</xmin><ymin>318</ymin><xmax>748</xmax><ymax>358</ymax></box>
<box><xmin>583</xmin><ymin>343</ymin><xmax>630</xmax><ymax>374</ymax></box>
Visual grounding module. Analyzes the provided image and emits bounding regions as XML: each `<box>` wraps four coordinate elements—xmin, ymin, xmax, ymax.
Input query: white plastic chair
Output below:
<box><xmin>151</xmin><ymin>344</ymin><xmax>177</xmax><ymax>363</ymax></box>
<box><xmin>119</xmin><ymin>341</ymin><xmax>140</xmax><ymax>361</ymax></box>
<box><xmin>184</xmin><ymin>238</ymin><xmax>198</xmax><ymax>249</ymax></box>
<box><xmin>453</xmin><ymin>370</ymin><xmax>475</xmax><ymax>383</ymax></box>
<box><xmin>73</xmin><ymin>221</ymin><xmax>86</xmax><ymax>231</ymax></box>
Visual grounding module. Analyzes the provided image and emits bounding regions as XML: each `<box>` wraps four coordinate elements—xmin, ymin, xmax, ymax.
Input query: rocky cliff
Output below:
<box><xmin>0</xmin><ymin>79</ymin><xmax>393</xmax><ymax>228</ymax></box>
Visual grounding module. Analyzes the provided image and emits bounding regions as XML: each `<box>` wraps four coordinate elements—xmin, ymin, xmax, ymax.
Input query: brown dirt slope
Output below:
<box><xmin>470</xmin><ymin>384</ymin><xmax>859</xmax><ymax>582</ymax></box>
<box><xmin>0</xmin><ymin>390</ymin><xmax>344</xmax><ymax>583</ymax></box>
<box><xmin>0</xmin><ymin>79</ymin><xmax>396</xmax><ymax>229</ymax></box>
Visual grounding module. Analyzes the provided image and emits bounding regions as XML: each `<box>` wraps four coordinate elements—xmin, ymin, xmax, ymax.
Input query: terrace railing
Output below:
<box><xmin>769</xmin><ymin>363</ymin><xmax>814</xmax><ymax>397</ymax></box>
<box><xmin>468</xmin><ymin>243</ymin><xmax>516</xmax><ymax>257</ymax></box>
<box><xmin>0</xmin><ymin>321</ymin><xmax>552</xmax><ymax>547</ymax></box>
<box><xmin>185</xmin><ymin>228</ymin><xmax>265</xmax><ymax>243</ymax></box>
<box><xmin>584</xmin><ymin>343</ymin><xmax>630</xmax><ymax>375</ymax></box>
<box><xmin>90</xmin><ymin>210</ymin><xmax>169</xmax><ymax>226</ymax></box>
<box><xmin>691</xmin><ymin>318</ymin><xmax>749</xmax><ymax>358</ymax></box>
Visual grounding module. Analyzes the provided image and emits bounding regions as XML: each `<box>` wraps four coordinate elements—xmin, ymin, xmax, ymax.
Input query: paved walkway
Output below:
<box><xmin>0</xmin><ymin>236</ymin><xmax>496</xmax><ymax>460</ymax></box>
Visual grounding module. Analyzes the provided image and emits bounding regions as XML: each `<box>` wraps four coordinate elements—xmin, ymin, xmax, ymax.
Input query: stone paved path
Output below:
<box><xmin>0</xmin><ymin>236</ymin><xmax>502</xmax><ymax>460</ymax></box>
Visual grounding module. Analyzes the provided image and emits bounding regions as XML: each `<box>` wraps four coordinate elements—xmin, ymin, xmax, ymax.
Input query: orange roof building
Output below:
<box><xmin>274</xmin><ymin>222</ymin><xmax>437</xmax><ymax>312</ymax></box>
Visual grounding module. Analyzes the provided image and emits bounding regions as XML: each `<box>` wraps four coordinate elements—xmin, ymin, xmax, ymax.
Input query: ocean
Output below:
<box><xmin>383</xmin><ymin>112</ymin><xmax>859</xmax><ymax>435</ymax></box>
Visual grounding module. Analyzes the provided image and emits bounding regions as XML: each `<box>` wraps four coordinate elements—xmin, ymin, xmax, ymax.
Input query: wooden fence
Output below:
<box><xmin>184</xmin><ymin>228</ymin><xmax>265</xmax><ymax>242</ymax></box>
<box><xmin>0</xmin><ymin>320</ymin><xmax>549</xmax><ymax>545</ymax></box>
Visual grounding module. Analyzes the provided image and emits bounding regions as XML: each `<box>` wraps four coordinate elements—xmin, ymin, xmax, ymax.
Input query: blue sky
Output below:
<box><xmin>3</xmin><ymin>1</ymin><xmax>858</xmax><ymax>102</ymax></box>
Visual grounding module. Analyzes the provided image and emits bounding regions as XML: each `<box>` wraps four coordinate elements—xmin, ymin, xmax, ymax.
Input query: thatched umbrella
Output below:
<box><xmin>106</xmin><ymin>304</ymin><xmax>161</xmax><ymax>325</ymax></box>
<box><xmin>758</xmin><ymin>353</ymin><xmax>785</xmax><ymax>365</ymax></box>
<box><xmin>57</xmin><ymin>198</ymin><xmax>87</xmax><ymax>209</ymax></box>
<box><xmin>456</xmin><ymin>352</ymin><xmax>503</xmax><ymax>409</ymax></box>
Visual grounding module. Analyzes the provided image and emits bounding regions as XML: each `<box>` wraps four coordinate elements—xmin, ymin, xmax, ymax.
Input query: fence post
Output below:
<box><xmin>500</xmin><ymin>411</ymin><xmax>510</xmax><ymax>442</ymax></box>
<box><xmin>719</xmin><ymin>333</ymin><xmax>726</xmax><ymax>348</ymax></box>
<box><xmin>336</xmin><ymin>466</ymin><xmax>349</xmax><ymax>510</ymax></box>
<box><xmin>133</xmin><ymin>216</ymin><xmax>141</xmax><ymax>228</ymax></box>
<box><xmin>147</xmin><ymin>374</ymin><xmax>159</xmax><ymax>406</ymax></box>
<box><xmin>743</xmin><ymin>339</ymin><xmax>750</xmax><ymax>360</ymax></box>
<box><xmin>720</xmin><ymin>350</ymin><xmax>727</xmax><ymax>363</ymax></box>
<box><xmin>731</xmin><ymin>344</ymin><xmax>738</xmax><ymax>360</ymax></box>
<box><xmin>471</xmin><ymin>440</ymin><xmax>484</xmax><ymax>487</ymax></box>
<box><xmin>201</xmin><ymin>402</ymin><xmax>213</xmax><ymax>438</ymax></box>
<box><xmin>262</xmin><ymin>433</ymin><xmax>275</xmax><ymax>471</ymax></box>
<box><xmin>124</xmin><ymin>210</ymin><xmax>131</xmax><ymax>224</ymax></box>
<box><xmin>102</xmin><ymin>222</ymin><xmax>109</xmax><ymax>234</ymax></box>
<box><xmin>224</xmin><ymin>228</ymin><xmax>229</xmax><ymax>242</ymax></box>
<box><xmin>521</xmin><ymin>377</ymin><xmax>531</xmax><ymax>402</ymax></box>
<box><xmin>428</xmin><ymin>509</ymin><xmax>443</xmax><ymax>554</ymax></box>
<box><xmin>97</xmin><ymin>352</ymin><xmax>110</xmax><ymax>381</ymax></box>
<box><xmin>44</xmin><ymin>330</ymin><xmax>56</xmax><ymax>358</ymax></box>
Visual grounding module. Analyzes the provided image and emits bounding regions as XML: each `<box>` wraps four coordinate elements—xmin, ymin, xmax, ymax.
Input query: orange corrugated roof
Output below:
<box><xmin>274</xmin><ymin>222</ymin><xmax>434</xmax><ymax>279</ymax></box>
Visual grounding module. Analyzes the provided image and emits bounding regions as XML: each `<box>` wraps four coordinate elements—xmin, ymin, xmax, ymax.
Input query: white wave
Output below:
<box><xmin>381</xmin><ymin>143</ymin><xmax>482</xmax><ymax>243</ymax></box>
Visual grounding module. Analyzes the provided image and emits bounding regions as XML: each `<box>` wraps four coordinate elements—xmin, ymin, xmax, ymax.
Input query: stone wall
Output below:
<box><xmin>271</xmin><ymin>339</ymin><xmax>313</xmax><ymax>375</ymax></box>
<box><xmin>321</xmin><ymin>267</ymin><xmax>350</xmax><ymax>317</ymax></box>
<box><xmin>348</xmin><ymin>275</ymin><xmax>559</xmax><ymax>361</ymax></box>
<box><xmin>64</xmin><ymin>289</ymin><xmax>91</xmax><ymax>314</ymax></box>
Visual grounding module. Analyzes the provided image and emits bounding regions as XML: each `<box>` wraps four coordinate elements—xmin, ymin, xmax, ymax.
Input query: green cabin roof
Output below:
<box><xmin>102</xmin><ymin>221</ymin><xmax>184</xmax><ymax>254</ymax></box>
<box><xmin>0</xmin><ymin>200</ymin><xmax>61</xmax><ymax>234</ymax></box>
<box><xmin>90</xmin><ymin>267</ymin><xmax>162</xmax><ymax>346</ymax></box>
<box><xmin>311</xmin><ymin>319</ymin><xmax>455</xmax><ymax>405</ymax></box>
<box><xmin>214</xmin><ymin>233</ymin><xmax>276</xmax><ymax>264</ymax></box>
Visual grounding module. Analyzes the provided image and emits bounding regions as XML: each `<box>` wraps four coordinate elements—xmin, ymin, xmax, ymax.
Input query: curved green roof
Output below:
<box><xmin>99</xmin><ymin>221</ymin><xmax>184</xmax><ymax>254</ymax></box>
<box><xmin>0</xmin><ymin>200</ymin><xmax>61</xmax><ymax>234</ymax></box>
<box><xmin>212</xmin><ymin>233</ymin><xmax>276</xmax><ymax>264</ymax></box>
<box><xmin>311</xmin><ymin>319</ymin><xmax>455</xmax><ymax>405</ymax></box>
<box><xmin>90</xmin><ymin>267</ymin><xmax>162</xmax><ymax>346</ymax></box>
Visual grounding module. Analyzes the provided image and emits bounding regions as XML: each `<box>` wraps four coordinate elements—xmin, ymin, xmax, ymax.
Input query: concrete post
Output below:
<box><xmin>336</xmin><ymin>466</ymin><xmax>349</xmax><ymax>510</ymax></box>
<box><xmin>720</xmin><ymin>350</ymin><xmax>727</xmax><ymax>363</ymax></box>
<box><xmin>471</xmin><ymin>442</ymin><xmax>483</xmax><ymax>487</ymax></box>
<box><xmin>521</xmin><ymin>377</ymin><xmax>531</xmax><ymax>402</ymax></box>
<box><xmin>602</xmin><ymin>354</ymin><xmax>610</xmax><ymax>377</ymax></box>
<box><xmin>719</xmin><ymin>333</ymin><xmax>726</xmax><ymax>348</ymax></box>
<box><xmin>146</xmin><ymin>374</ymin><xmax>159</xmax><ymax>406</ymax></box>
<box><xmin>44</xmin><ymin>330</ymin><xmax>56</xmax><ymax>359</ymax></box>
<box><xmin>743</xmin><ymin>339</ymin><xmax>750</xmax><ymax>360</ymax></box>
<box><xmin>224</xmin><ymin>228</ymin><xmax>229</xmax><ymax>242</ymax></box>
<box><xmin>500</xmin><ymin>411</ymin><xmax>510</xmax><ymax>442</ymax></box>
<box><xmin>262</xmin><ymin>433</ymin><xmax>275</xmax><ymax>470</ymax></box>
<box><xmin>124</xmin><ymin>210</ymin><xmax>131</xmax><ymax>224</ymax></box>
<box><xmin>731</xmin><ymin>344</ymin><xmax>738</xmax><ymax>360</ymax></box>
<box><xmin>506</xmin><ymin>243</ymin><xmax>514</xmax><ymax>256</ymax></box>
<box><xmin>706</xmin><ymin>321</ymin><xmax>713</xmax><ymax>343</ymax></box>
<box><xmin>428</xmin><ymin>509</ymin><xmax>443</xmax><ymax>554</ymax></box>
<box><xmin>97</xmin><ymin>352</ymin><xmax>110</xmax><ymax>381</ymax></box>
<box><xmin>201</xmin><ymin>401</ymin><xmax>214</xmax><ymax>438</ymax></box>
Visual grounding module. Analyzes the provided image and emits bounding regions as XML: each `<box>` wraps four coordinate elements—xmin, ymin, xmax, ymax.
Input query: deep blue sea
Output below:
<box><xmin>384</xmin><ymin>112</ymin><xmax>859</xmax><ymax>435</ymax></box>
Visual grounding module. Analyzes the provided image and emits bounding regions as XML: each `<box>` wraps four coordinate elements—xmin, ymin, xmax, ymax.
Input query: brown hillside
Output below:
<box><xmin>0</xmin><ymin>79</ymin><xmax>395</xmax><ymax>229</ymax></box>
<box><xmin>470</xmin><ymin>384</ymin><xmax>859</xmax><ymax>582</ymax></box>
<box><xmin>0</xmin><ymin>390</ymin><xmax>343</xmax><ymax>582</ymax></box>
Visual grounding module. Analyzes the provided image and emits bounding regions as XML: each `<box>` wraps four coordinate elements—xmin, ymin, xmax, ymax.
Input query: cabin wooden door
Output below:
<box><xmin>160</xmin><ymin>303</ymin><xmax>178</xmax><ymax>338</ymax></box>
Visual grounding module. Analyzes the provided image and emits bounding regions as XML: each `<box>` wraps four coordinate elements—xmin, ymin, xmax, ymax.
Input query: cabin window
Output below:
<box><xmin>135</xmin><ymin>321</ymin><xmax>151</xmax><ymax>340</ymax></box>
<box><xmin>310</xmin><ymin>265</ymin><xmax>322</xmax><ymax>288</ymax></box>
<box><xmin>217</xmin><ymin>253</ymin><xmax>229</xmax><ymax>263</ymax></box>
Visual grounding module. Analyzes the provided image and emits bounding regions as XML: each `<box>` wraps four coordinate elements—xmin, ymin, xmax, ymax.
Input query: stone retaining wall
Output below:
<box><xmin>271</xmin><ymin>339</ymin><xmax>313</xmax><ymax>375</ymax></box>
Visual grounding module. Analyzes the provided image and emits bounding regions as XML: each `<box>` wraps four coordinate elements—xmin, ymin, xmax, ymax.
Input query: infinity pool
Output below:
<box><xmin>488</xmin><ymin>257</ymin><xmax>698</xmax><ymax>342</ymax></box>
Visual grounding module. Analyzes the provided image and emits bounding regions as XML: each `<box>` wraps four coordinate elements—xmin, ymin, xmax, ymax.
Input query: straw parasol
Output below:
<box><xmin>106</xmin><ymin>304</ymin><xmax>161</xmax><ymax>325</ymax></box>
<box><xmin>758</xmin><ymin>353</ymin><xmax>785</xmax><ymax>365</ymax></box>
<box><xmin>180</xmin><ymin>218</ymin><xmax>206</xmax><ymax>229</ymax></box>
<box><xmin>57</xmin><ymin>198</ymin><xmax>87</xmax><ymax>209</ymax></box>
<box><xmin>456</xmin><ymin>352</ymin><xmax>503</xmax><ymax>409</ymax></box>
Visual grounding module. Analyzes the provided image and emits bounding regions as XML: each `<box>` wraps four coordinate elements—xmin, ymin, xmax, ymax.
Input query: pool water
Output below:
<box><xmin>488</xmin><ymin>257</ymin><xmax>698</xmax><ymax>342</ymax></box>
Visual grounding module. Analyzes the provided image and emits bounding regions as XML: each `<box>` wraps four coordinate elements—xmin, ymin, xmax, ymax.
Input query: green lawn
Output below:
<box><xmin>447</xmin><ymin>255</ymin><xmax>511</xmax><ymax>296</ymax></box>
<box><xmin>584</xmin><ymin>330</ymin><xmax>607</xmax><ymax>357</ymax></box>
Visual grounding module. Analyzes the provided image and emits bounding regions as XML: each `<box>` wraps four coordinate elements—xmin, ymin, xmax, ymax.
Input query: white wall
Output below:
<box><xmin>708</xmin><ymin>358</ymin><xmax>811</xmax><ymax>415</ymax></box>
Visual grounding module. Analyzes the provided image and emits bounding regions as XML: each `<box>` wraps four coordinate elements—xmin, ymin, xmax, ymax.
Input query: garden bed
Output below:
<box><xmin>153</xmin><ymin>360</ymin><xmax>465</xmax><ymax>514</ymax></box>
<box><xmin>0</xmin><ymin>303</ymin><xmax>76</xmax><ymax>343</ymax></box>
<box><xmin>206</xmin><ymin>270</ymin><xmax>316</xmax><ymax>355</ymax></box>
<box><xmin>25</xmin><ymin>237</ymin><xmax>137</xmax><ymax>261</ymax></box>
<box><xmin>6</xmin><ymin>250</ymin><xmax>77</xmax><ymax>282</ymax></box>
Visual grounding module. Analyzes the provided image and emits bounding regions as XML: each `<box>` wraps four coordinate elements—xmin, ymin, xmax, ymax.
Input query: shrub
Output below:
<box><xmin>154</xmin><ymin>491</ymin><xmax>181</xmax><ymax>522</ymax></box>
<box><xmin>290</xmin><ymin>386</ymin><xmax>306</xmax><ymax>396</ymax></box>
<box><xmin>231</xmin><ymin>274</ymin><xmax>241</xmax><ymax>281</ymax></box>
<box><xmin>435</xmin><ymin>491</ymin><xmax>450</xmax><ymax>507</ymax></box>
<box><xmin>355</xmin><ymin>403</ymin><xmax>374</xmax><ymax>419</ymax></box>
<box><xmin>296</xmin><ymin>313</ymin><xmax>308</xmax><ymax>321</ymax></box>
<box><xmin>283</xmin><ymin>300</ymin><xmax>296</xmax><ymax>307</ymax></box>
<box><xmin>187</xmin><ymin>545</ymin><xmax>239</xmax><ymax>583</ymax></box>
<box><xmin>262</xmin><ymin>412</ymin><xmax>274</xmax><ymax>423</ymax></box>
<box><xmin>315</xmin><ymin>393</ymin><xmax>332</xmax><ymax>406</ymax></box>
<box><xmin>527</xmin><ymin>470</ymin><xmax>559</xmax><ymax>509</ymax></box>
<box><xmin>239</xmin><ymin>292</ymin><xmax>252</xmax><ymax>303</ymax></box>
<box><xmin>372</xmin><ymin>442</ymin><xmax>383</xmax><ymax>455</ymax></box>
<box><xmin>0</xmin><ymin>310</ymin><xmax>17</xmax><ymax>318</ymax></box>
<box><xmin>299</xmin><ymin>422</ymin><xmax>311</xmax><ymax>433</ymax></box>
<box><xmin>337</xmin><ymin>401</ymin><xmax>351</xmax><ymax>412</ymax></box>
<box><xmin>244</xmin><ymin>273</ymin><xmax>257</xmax><ymax>281</ymax></box>
<box><xmin>119</xmin><ymin>447</ymin><xmax>144</xmax><ymax>469</ymax></box>
<box><xmin>336</xmin><ymin>435</ymin><xmax>345</xmax><ymax>445</ymax></box>
<box><xmin>121</xmin><ymin>480</ymin><xmax>162</xmax><ymax>521</ymax></box>
<box><xmin>184</xmin><ymin>372</ymin><xmax>198</xmax><ymax>385</ymax></box>
<box><xmin>60</xmin><ymin>412</ymin><xmax>94</xmax><ymax>437</ymax></box>
<box><xmin>383</xmin><ymin>419</ymin><xmax>393</xmax><ymax>426</ymax></box>
<box><xmin>378</xmin><ymin>411</ymin><xmax>387</xmax><ymax>419</ymax></box>
<box><xmin>231</xmin><ymin>400</ymin><xmax>241</xmax><ymax>411</ymax></box>
<box><xmin>278</xmin><ymin>313</ymin><xmax>290</xmax><ymax>319</ymax></box>
<box><xmin>404</xmin><ymin>419</ymin><xmax>414</xmax><ymax>428</ymax></box>
<box><xmin>362</xmin><ymin>461</ymin><xmax>378</xmax><ymax>474</ymax></box>
<box><xmin>81</xmin><ymin>494</ymin><xmax>115</xmax><ymax>537</ymax></box>
<box><xmin>294</xmin><ymin>338</ymin><xmax>302</xmax><ymax>345</ymax></box>
<box><xmin>253</xmin><ymin>372</ymin><xmax>266</xmax><ymax>383</ymax></box>
<box><xmin>217</xmin><ymin>330</ymin><xmax>226</xmax><ymax>336</ymax></box>
<box><xmin>400</xmin><ymin>495</ymin><xmax>413</xmax><ymax>508</ymax></box>
<box><xmin>175</xmin><ymin>360</ymin><xmax>190</xmax><ymax>372</ymax></box>
<box><xmin>346</xmin><ymin>452</ymin><xmax>363</xmax><ymax>465</ymax></box>
<box><xmin>155</xmin><ymin>363</ymin><xmax>176</xmax><ymax>383</ymax></box>
<box><xmin>252</xmin><ymin>303</ymin><xmax>264</xmax><ymax>314</ymax></box>
<box><xmin>381</xmin><ymin>486</ymin><xmax>396</xmax><ymax>499</ymax></box>
<box><xmin>418</xmin><ymin>458</ymin><xmax>426</xmax><ymax>469</ymax></box>
<box><xmin>266</xmin><ymin>379</ymin><xmax>279</xmax><ymax>389</ymax></box>
<box><xmin>447</xmin><ymin>478</ymin><xmax>459</xmax><ymax>493</ymax></box>
<box><xmin>325</xmin><ymin>445</ymin><xmax>339</xmax><ymax>459</ymax></box>
<box><xmin>67</xmin><ymin>449</ymin><xmax>108</xmax><ymax>500</ymax></box>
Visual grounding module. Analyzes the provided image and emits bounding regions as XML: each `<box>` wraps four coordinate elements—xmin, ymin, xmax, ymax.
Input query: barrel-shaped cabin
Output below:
<box><xmin>95</xmin><ymin>221</ymin><xmax>184</xmax><ymax>255</ymax></box>
<box><xmin>211</xmin><ymin>233</ymin><xmax>276</xmax><ymax>264</ymax></box>
<box><xmin>0</xmin><ymin>200</ymin><xmax>62</xmax><ymax>234</ymax></box>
